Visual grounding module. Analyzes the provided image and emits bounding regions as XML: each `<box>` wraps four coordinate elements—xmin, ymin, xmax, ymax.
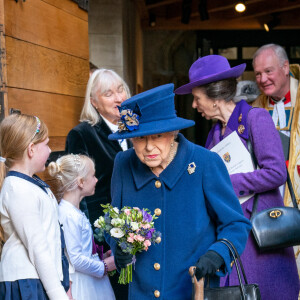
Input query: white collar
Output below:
<box><xmin>60</xmin><ymin>199</ymin><xmax>85</xmax><ymax>216</ymax></box>
<box><xmin>101</xmin><ymin>115</ymin><xmax>118</xmax><ymax>133</ymax></box>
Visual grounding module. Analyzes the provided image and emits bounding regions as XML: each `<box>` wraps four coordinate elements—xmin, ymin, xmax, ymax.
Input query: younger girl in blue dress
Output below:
<box><xmin>48</xmin><ymin>154</ymin><xmax>116</xmax><ymax>300</ymax></box>
<box><xmin>0</xmin><ymin>114</ymin><xmax>69</xmax><ymax>300</ymax></box>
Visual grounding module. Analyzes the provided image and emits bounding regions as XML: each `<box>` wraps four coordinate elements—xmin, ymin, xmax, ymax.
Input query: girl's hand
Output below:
<box><xmin>104</xmin><ymin>255</ymin><xmax>117</xmax><ymax>272</ymax></box>
<box><xmin>103</xmin><ymin>249</ymin><xmax>112</xmax><ymax>259</ymax></box>
<box><xmin>67</xmin><ymin>282</ymin><xmax>75</xmax><ymax>300</ymax></box>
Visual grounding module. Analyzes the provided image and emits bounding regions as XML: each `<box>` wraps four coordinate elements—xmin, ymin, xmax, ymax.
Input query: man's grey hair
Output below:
<box><xmin>252</xmin><ymin>44</ymin><xmax>289</xmax><ymax>67</ymax></box>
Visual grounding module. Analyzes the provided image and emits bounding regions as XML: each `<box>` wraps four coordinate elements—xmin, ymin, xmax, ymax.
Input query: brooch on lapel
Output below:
<box><xmin>238</xmin><ymin>124</ymin><xmax>245</xmax><ymax>134</ymax></box>
<box><xmin>187</xmin><ymin>162</ymin><xmax>196</xmax><ymax>174</ymax></box>
<box><xmin>238</xmin><ymin>113</ymin><xmax>242</xmax><ymax>123</ymax></box>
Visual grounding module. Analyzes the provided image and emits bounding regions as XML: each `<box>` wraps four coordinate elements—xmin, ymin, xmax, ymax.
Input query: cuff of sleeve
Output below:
<box><xmin>208</xmin><ymin>242</ymin><xmax>232</xmax><ymax>276</ymax></box>
<box><xmin>46</xmin><ymin>285</ymin><xmax>69</xmax><ymax>300</ymax></box>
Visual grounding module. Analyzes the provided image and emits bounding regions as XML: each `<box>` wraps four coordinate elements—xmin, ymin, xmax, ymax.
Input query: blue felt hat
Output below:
<box><xmin>108</xmin><ymin>83</ymin><xmax>195</xmax><ymax>140</ymax></box>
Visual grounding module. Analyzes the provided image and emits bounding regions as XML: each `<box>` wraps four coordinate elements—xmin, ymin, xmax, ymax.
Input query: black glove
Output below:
<box><xmin>195</xmin><ymin>251</ymin><xmax>224</xmax><ymax>280</ymax></box>
<box><xmin>114</xmin><ymin>246</ymin><xmax>133</xmax><ymax>269</ymax></box>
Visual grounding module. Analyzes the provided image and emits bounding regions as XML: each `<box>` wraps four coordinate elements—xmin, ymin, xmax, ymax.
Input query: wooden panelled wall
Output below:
<box><xmin>0</xmin><ymin>0</ymin><xmax>89</xmax><ymax>182</ymax></box>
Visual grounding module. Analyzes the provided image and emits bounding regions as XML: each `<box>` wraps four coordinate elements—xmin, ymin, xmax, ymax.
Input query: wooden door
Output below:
<box><xmin>0</xmin><ymin>0</ymin><xmax>90</xmax><ymax>186</ymax></box>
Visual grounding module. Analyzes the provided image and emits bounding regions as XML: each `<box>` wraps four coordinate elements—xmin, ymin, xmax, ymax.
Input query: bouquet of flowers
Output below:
<box><xmin>94</xmin><ymin>204</ymin><xmax>162</xmax><ymax>284</ymax></box>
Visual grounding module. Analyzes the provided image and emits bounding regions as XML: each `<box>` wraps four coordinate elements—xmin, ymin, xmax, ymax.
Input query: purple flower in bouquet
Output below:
<box><xmin>142</xmin><ymin>209</ymin><xmax>152</xmax><ymax>223</ymax></box>
<box><xmin>145</xmin><ymin>228</ymin><xmax>154</xmax><ymax>239</ymax></box>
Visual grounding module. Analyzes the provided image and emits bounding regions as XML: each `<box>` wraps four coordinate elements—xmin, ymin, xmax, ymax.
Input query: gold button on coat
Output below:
<box><xmin>154</xmin><ymin>290</ymin><xmax>160</xmax><ymax>298</ymax></box>
<box><xmin>154</xmin><ymin>208</ymin><xmax>161</xmax><ymax>216</ymax></box>
<box><xmin>154</xmin><ymin>263</ymin><xmax>160</xmax><ymax>270</ymax></box>
<box><xmin>155</xmin><ymin>180</ymin><xmax>162</xmax><ymax>188</ymax></box>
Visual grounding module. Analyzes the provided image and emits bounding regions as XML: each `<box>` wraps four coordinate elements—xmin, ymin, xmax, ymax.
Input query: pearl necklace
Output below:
<box><xmin>166</xmin><ymin>142</ymin><xmax>178</xmax><ymax>167</ymax></box>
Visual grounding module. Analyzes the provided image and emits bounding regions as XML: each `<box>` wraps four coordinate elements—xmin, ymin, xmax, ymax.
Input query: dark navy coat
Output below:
<box><xmin>109</xmin><ymin>134</ymin><xmax>251</xmax><ymax>300</ymax></box>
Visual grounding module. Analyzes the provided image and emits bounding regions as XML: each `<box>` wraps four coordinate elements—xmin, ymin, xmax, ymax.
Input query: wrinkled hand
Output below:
<box><xmin>104</xmin><ymin>255</ymin><xmax>116</xmax><ymax>272</ymax></box>
<box><xmin>195</xmin><ymin>251</ymin><xmax>224</xmax><ymax>280</ymax></box>
<box><xmin>114</xmin><ymin>246</ymin><xmax>133</xmax><ymax>269</ymax></box>
<box><xmin>103</xmin><ymin>250</ymin><xmax>112</xmax><ymax>259</ymax></box>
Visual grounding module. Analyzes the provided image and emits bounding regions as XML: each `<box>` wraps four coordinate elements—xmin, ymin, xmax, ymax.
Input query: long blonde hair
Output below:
<box><xmin>0</xmin><ymin>114</ymin><xmax>48</xmax><ymax>251</ymax></box>
<box><xmin>80</xmin><ymin>69</ymin><xmax>131</xmax><ymax>126</ymax></box>
<box><xmin>48</xmin><ymin>154</ymin><xmax>94</xmax><ymax>199</ymax></box>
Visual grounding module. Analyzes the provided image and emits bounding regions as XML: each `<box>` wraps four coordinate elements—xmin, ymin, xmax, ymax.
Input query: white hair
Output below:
<box><xmin>253</xmin><ymin>44</ymin><xmax>289</xmax><ymax>67</ymax></box>
<box><xmin>80</xmin><ymin>69</ymin><xmax>131</xmax><ymax>126</ymax></box>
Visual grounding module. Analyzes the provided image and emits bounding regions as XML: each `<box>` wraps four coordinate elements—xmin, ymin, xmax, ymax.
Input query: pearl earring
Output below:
<box><xmin>213</xmin><ymin>103</ymin><xmax>217</xmax><ymax>108</ymax></box>
<box><xmin>171</xmin><ymin>142</ymin><xmax>174</xmax><ymax>147</ymax></box>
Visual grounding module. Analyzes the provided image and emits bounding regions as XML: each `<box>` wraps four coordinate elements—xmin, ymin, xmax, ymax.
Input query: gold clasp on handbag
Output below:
<box><xmin>269</xmin><ymin>210</ymin><xmax>282</xmax><ymax>218</ymax></box>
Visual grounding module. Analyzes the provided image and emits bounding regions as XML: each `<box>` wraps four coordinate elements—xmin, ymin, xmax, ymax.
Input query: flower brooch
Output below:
<box><xmin>118</xmin><ymin>105</ymin><xmax>141</xmax><ymax>132</ymax></box>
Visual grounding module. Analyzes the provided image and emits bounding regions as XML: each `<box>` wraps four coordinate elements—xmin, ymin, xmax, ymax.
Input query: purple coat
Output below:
<box><xmin>206</xmin><ymin>100</ymin><xmax>299</xmax><ymax>300</ymax></box>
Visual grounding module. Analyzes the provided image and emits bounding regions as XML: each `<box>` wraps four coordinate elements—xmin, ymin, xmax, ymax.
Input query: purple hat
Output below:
<box><xmin>174</xmin><ymin>55</ymin><xmax>246</xmax><ymax>95</ymax></box>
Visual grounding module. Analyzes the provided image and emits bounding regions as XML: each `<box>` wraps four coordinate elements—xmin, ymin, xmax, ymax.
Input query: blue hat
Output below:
<box><xmin>108</xmin><ymin>83</ymin><xmax>195</xmax><ymax>140</ymax></box>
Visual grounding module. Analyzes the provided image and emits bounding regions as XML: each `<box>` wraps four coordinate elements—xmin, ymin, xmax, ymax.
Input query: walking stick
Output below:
<box><xmin>189</xmin><ymin>266</ymin><xmax>204</xmax><ymax>300</ymax></box>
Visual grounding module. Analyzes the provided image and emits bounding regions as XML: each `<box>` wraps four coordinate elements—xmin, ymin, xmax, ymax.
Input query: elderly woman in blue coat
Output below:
<box><xmin>175</xmin><ymin>55</ymin><xmax>300</xmax><ymax>299</ymax></box>
<box><xmin>107</xmin><ymin>83</ymin><xmax>251</xmax><ymax>300</ymax></box>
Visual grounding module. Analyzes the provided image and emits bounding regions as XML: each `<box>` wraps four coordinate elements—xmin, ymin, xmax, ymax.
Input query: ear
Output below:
<box><xmin>283</xmin><ymin>60</ymin><xmax>289</xmax><ymax>76</ymax></box>
<box><xmin>90</xmin><ymin>97</ymin><xmax>98</xmax><ymax>109</ymax></box>
<box><xmin>215</xmin><ymin>99</ymin><xmax>222</xmax><ymax>107</ymax></box>
<box><xmin>77</xmin><ymin>177</ymin><xmax>84</xmax><ymax>189</ymax></box>
<box><xmin>27</xmin><ymin>142</ymin><xmax>35</xmax><ymax>158</ymax></box>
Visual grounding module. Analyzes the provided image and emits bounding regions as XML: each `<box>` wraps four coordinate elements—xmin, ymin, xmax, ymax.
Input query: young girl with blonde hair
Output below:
<box><xmin>0</xmin><ymin>114</ymin><xmax>69</xmax><ymax>300</ymax></box>
<box><xmin>48</xmin><ymin>154</ymin><xmax>116</xmax><ymax>300</ymax></box>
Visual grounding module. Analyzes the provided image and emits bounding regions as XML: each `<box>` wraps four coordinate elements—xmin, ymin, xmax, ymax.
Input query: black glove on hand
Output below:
<box><xmin>114</xmin><ymin>246</ymin><xmax>133</xmax><ymax>269</ymax></box>
<box><xmin>195</xmin><ymin>250</ymin><xmax>224</xmax><ymax>280</ymax></box>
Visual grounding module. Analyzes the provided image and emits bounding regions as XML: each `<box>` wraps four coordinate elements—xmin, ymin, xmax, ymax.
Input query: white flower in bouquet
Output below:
<box><xmin>94</xmin><ymin>220</ymin><xmax>101</xmax><ymax>228</ymax></box>
<box><xmin>111</xmin><ymin>218</ymin><xmax>125</xmax><ymax>227</ymax></box>
<box><xmin>130</xmin><ymin>221</ymin><xmax>139</xmax><ymax>231</ymax></box>
<box><xmin>94</xmin><ymin>216</ymin><xmax>105</xmax><ymax>228</ymax></box>
<box><xmin>110</xmin><ymin>227</ymin><xmax>125</xmax><ymax>238</ymax></box>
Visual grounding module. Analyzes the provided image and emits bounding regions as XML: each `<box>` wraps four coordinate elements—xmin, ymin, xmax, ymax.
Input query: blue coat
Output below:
<box><xmin>110</xmin><ymin>134</ymin><xmax>251</xmax><ymax>300</ymax></box>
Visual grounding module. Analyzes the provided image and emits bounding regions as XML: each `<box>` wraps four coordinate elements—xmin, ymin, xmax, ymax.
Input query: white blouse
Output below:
<box><xmin>0</xmin><ymin>174</ymin><xmax>68</xmax><ymax>300</ymax></box>
<box><xmin>58</xmin><ymin>200</ymin><xmax>105</xmax><ymax>277</ymax></box>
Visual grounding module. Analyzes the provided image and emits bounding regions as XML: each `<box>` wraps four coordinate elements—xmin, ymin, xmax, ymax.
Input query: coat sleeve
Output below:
<box><xmin>6</xmin><ymin>186</ymin><xmax>68</xmax><ymax>300</ymax></box>
<box><xmin>61</xmin><ymin>212</ymin><xmax>105</xmax><ymax>278</ymax></box>
<box><xmin>230</xmin><ymin>108</ymin><xmax>286</xmax><ymax>197</ymax></box>
<box><xmin>202</xmin><ymin>152</ymin><xmax>252</xmax><ymax>275</ymax></box>
<box><xmin>65</xmin><ymin>128</ymin><xmax>89</xmax><ymax>156</ymax></box>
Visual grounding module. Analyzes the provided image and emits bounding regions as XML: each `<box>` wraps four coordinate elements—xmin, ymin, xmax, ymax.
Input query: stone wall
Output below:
<box><xmin>88</xmin><ymin>0</ymin><xmax>141</xmax><ymax>95</ymax></box>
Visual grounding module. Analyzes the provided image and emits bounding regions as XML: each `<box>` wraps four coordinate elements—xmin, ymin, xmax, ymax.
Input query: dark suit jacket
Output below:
<box><xmin>65</xmin><ymin>117</ymin><xmax>131</xmax><ymax>225</ymax></box>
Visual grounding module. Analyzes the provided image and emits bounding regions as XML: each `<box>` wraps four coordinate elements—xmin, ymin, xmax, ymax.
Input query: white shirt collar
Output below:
<box><xmin>100</xmin><ymin>114</ymin><xmax>118</xmax><ymax>133</ymax></box>
<box><xmin>100</xmin><ymin>115</ymin><xmax>128</xmax><ymax>151</ymax></box>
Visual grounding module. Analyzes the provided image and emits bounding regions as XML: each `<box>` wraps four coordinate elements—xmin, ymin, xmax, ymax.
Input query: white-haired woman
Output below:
<box><xmin>66</xmin><ymin>69</ymin><xmax>130</xmax><ymax>224</ymax></box>
<box><xmin>65</xmin><ymin>69</ymin><xmax>131</xmax><ymax>299</ymax></box>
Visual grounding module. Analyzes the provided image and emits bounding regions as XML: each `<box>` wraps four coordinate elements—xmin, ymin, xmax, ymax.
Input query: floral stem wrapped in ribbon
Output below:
<box><xmin>94</xmin><ymin>204</ymin><xmax>162</xmax><ymax>285</ymax></box>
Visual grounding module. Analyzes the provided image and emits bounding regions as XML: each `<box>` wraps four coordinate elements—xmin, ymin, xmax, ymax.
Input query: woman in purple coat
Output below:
<box><xmin>175</xmin><ymin>55</ymin><xmax>299</xmax><ymax>300</ymax></box>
